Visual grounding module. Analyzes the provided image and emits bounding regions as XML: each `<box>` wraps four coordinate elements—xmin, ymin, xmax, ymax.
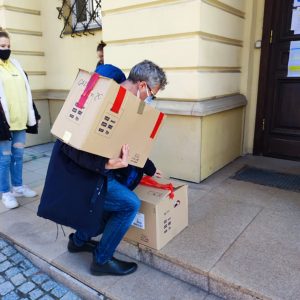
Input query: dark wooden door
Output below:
<box><xmin>254</xmin><ymin>0</ymin><xmax>300</xmax><ymax>160</ymax></box>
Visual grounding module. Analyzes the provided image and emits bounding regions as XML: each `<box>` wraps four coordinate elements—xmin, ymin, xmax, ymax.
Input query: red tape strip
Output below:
<box><xmin>150</xmin><ymin>112</ymin><xmax>164</xmax><ymax>139</ymax></box>
<box><xmin>140</xmin><ymin>176</ymin><xmax>174</xmax><ymax>199</ymax></box>
<box><xmin>110</xmin><ymin>86</ymin><xmax>126</xmax><ymax>114</ymax></box>
<box><xmin>76</xmin><ymin>73</ymin><xmax>100</xmax><ymax>109</ymax></box>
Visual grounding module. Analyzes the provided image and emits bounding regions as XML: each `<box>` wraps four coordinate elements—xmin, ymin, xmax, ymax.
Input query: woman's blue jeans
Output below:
<box><xmin>74</xmin><ymin>174</ymin><xmax>141</xmax><ymax>264</ymax></box>
<box><xmin>0</xmin><ymin>130</ymin><xmax>26</xmax><ymax>193</ymax></box>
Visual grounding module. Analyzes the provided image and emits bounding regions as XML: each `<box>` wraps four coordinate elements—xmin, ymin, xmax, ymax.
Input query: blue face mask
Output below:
<box><xmin>144</xmin><ymin>96</ymin><xmax>154</xmax><ymax>104</ymax></box>
<box><xmin>144</xmin><ymin>84</ymin><xmax>156</xmax><ymax>104</ymax></box>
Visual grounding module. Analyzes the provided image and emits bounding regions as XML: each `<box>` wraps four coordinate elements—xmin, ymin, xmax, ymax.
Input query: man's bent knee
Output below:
<box><xmin>2</xmin><ymin>150</ymin><xmax>11</xmax><ymax>155</ymax></box>
<box><xmin>13</xmin><ymin>143</ymin><xmax>25</xmax><ymax>149</ymax></box>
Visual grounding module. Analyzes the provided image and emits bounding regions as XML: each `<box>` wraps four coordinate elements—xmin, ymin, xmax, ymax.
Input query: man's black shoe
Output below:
<box><xmin>67</xmin><ymin>233</ymin><xmax>98</xmax><ymax>253</ymax></box>
<box><xmin>90</xmin><ymin>257</ymin><xmax>138</xmax><ymax>276</ymax></box>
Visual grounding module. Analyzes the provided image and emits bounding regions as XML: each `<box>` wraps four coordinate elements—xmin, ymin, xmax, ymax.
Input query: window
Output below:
<box><xmin>57</xmin><ymin>0</ymin><xmax>102</xmax><ymax>37</ymax></box>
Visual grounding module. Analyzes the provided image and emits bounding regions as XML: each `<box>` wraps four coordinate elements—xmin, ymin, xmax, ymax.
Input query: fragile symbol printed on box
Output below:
<box><xmin>132</xmin><ymin>212</ymin><xmax>145</xmax><ymax>229</ymax></box>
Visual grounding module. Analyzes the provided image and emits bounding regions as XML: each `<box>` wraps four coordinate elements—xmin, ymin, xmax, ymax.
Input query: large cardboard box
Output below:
<box><xmin>125</xmin><ymin>178</ymin><xmax>188</xmax><ymax>250</ymax></box>
<box><xmin>51</xmin><ymin>70</ymin><xmax>165</xmax><ymax>167</ymax></box>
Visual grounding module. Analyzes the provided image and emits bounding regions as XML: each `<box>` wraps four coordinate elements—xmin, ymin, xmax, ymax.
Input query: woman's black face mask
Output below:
<box><xmin>0</xmin><ymin>49</ymin><xmax>11</xmax><ymax>60</ymax></box>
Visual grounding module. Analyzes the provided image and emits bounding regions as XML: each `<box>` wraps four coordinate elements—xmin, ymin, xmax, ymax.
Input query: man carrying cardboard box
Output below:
<box><xmin>38</xmin><ymin>61</ymin><xmax>167</xmax><ymax>276</ymax></box>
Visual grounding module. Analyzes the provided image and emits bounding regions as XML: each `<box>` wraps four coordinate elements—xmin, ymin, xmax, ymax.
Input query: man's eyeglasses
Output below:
<box><xmin>146</xmin><ymin>83</ymin><xmax>156</xmax><ymax>100</ymax></box>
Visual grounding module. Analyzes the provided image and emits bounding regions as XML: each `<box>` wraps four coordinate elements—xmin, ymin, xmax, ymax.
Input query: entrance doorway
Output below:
<box><xmin>254</xmin><ymin>0</ymin><xmax>300</xmax><ymax>160</ymax></box>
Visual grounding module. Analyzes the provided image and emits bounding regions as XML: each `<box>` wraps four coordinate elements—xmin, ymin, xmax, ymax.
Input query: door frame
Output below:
<box><xmin>253</xmin><ymin>0</ymin><xmax>275</xmax><ymax>155</ymax></box>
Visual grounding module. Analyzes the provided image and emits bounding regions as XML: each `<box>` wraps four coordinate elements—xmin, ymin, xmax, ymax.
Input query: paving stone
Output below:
<box><xmin>0</xmin><ymin>261</ymin><xmax>12</xmax><ymax>272</ymax></box>
<box><xmin>2</xmin><ymin>291</ymin><xmax>20</xmax><ymax>300</ymax></box>
<box><xmin>0</xmin><ymin>274</ymin><xmax>5</xmax><ymax>283</ymax></box>
<box><xmin>20</xmin><ymin>260</ymin><xmax>34</xmax><ymax>270</ymax></box>
<box><xmin>50</xmin><ymin>284</ymin><xmax>68</xmax><ymax>298</ymax></box>
<box><xmin>5</xmin><ymin>267</ymin><xmax>21</xmax><ymax>279</ymax></box>
<box><xmin>0</xmin><ymin>252</ymin><xmax>6</xmax><ymax>262</ymax></box>
<box><xmin>18</xmin><ymin>282</ymin><xmax>36</xmax><ymax>294</ymax></box>
<box><xmin>10</xmin><ymin>273</ymin><xmax>27</xmax><ymax>286</ymax></box>
<box><xmin>0</xmin><ymin>239</ymin><xmax>8</xmax><ymax>249</ymax></box>
<box><xmin>23</xmin><ymin>267</ymin><xmax>38</xmax><ymax>277</ymax></box>
<box><xmin>0</xmin><ymin>281</ymin><xmax>15</xmax><ymax>296</ymax></box>
<box><xmin>41</xmin><ymin>280</ymin><xmax>57</xmax><ymax>292</ymax></box>
<box><xmin>61</xmin><ymin>291</ymin><xmax>81</xmax><ymax>300</ymax></box>
<box><xmin>0</xmin><ymin>236</ymin><xmax>83</xmax><ymax>300</ymax></box>
<box><xmin>39</xmin><ymin>295</ymin><xmax>55</xmax><ymax>300</ymax></box>
<box><xmin>28</xmin><ymin>288</ymin><xmax>43</xmax><ymax>300</ymax></box>
<box><xmin>2</xmin><ymin>246</ymin><xmax>17</xmax><ymax>257</ymax></box>
<box><xmin>31</xmin><ymin>274</ymin><xmax>49</xmax><ymax>285</ymax></box>
<box><xmin>10</xmin><ymin>253</ymin><xmax>25</xmax><ymax>264</ymax></box>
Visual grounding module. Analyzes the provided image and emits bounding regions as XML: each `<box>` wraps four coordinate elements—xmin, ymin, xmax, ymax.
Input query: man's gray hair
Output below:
<box><xmin>128</xmin><ymin>60</ymin><xmax>167</xmax><ymax>90</ymax></box>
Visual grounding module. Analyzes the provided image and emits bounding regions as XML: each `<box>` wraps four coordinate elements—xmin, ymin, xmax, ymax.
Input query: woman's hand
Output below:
<box><xmin>105</xmin><ymin>144</ymin><xmax>129</xmax><ymax>169</ymax></box>
<box><xmin>154</xmin><ymin>169</ymin><xmax>163</xmax><ymax>178</ymax></box>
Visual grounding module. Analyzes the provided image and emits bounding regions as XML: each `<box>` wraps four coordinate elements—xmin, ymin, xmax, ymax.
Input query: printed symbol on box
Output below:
<box><xmin>147</xmin><ymin>191</ymin><xmax>164</xmax><ymax>198</ymax></box>
<box><xmin>68</xmin><ymin>104</ymin><xmax>85</xmax><ymax>123</ymax></box>
<box><xmin>164</xmin><ymin>210</ymin><xmax>170</xmax><ymax>216</ymax></box>
<box><xmin>130</xmin><ymin>153</ymin><xmax>140</xmax><ymax>164</ymax></box>
<box><xmin>174</xmin><ymin>200</ymin><xmax>181</xmax><ymax>208</ymax></box>
<box><xmin>96</xmin><ymin>113</ymin><xmax>118</xmax><ymax>138</ymax></box>
<box><xmin>163</xmin><ymin>217</ymin><xmax>171</xmax><ymax>234</ymax></box>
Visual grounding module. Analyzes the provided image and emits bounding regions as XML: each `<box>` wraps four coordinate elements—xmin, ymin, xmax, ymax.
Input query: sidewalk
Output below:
<box><xmin>0</xmin><ymin>143</ymin><xmax>300</xmax><ymax>300</ymax></box>
<box><xmin>0</xmin><ymin>237</ymin><xmax>85</xmax><ymax>300</ymax></box>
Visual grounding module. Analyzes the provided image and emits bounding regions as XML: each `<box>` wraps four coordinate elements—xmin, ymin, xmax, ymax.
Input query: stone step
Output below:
<box><xmin>14</xmin><ymin>240</ymin><xmax>220</xmax><ymax>300</ymax></box>
<box><xmin>117</xmin><ymin>239</ymin><xmax>269</xmax><ymax>300</ymax></box>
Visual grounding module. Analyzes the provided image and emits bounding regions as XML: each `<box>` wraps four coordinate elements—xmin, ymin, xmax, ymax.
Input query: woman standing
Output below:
<box><xmin>0</xmin><ymin>28</ymin><xmax>38</xmax><ymax>209</ymax></box>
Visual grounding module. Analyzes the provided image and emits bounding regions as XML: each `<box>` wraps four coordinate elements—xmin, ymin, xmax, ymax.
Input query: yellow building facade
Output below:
<box><xmin>0</xmin><ymin>0</ymin><xmax>266</xmax><ymax>182</ymax></box>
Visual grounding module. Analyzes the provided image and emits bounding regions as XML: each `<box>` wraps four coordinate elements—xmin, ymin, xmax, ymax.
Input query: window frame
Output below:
<box><xmin>71</xmin><ymin>0</ymin><xmax>102</xmax><ymax>32</ymax></box>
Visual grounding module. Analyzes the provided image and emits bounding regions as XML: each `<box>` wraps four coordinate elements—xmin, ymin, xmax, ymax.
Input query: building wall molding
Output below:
<box><xmin>6</xmin><ymin>28</ymin><xmax>43</xmax><ymax>36</ymax></box>
<box><xmin>154</xmin><ymin>94</ymin><xmax>247</xmax><ymax>116</ymax></box>
<box><xmin>12</xmin><ymin>50</ymin><xmax>45</xmax><ymax>56</ymax></box>
<box><xmin>32</xmin><ymin>90</ymin><xmax>247</xmax><ymax>116</ymax></box>
<box><xmin>122</xmin><ymin>66</ymin><xmax>241</xmax><ymax>73</ymax></box>
<box><xmin>202</xmin><ymin>0</ymin><xmax>245</xmax><ymax>19</ymax></box>
<box><xmin>27</xmin><ymin>71</ymin><xmax>47</xmax><ymax>76</ymax></box>
<box><xmin>105</xmin><ymin>31</ymin><xmax>243</xmax><ymax>47</ymax></box>
<box><xmin>0</xmin><ymin>5</ymin><xmax>41</xmax><ymax>15</ymax></box>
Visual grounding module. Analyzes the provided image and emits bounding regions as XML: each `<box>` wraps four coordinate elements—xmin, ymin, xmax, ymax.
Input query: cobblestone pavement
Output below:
<box><xmin>0</xmin><ymin>237</ymin><xmax>83</xmax><ymax>300</ymax></box>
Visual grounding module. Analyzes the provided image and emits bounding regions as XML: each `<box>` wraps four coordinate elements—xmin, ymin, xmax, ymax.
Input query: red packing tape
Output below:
<box><xmin>111</xmin><ymin>86</ymin><xmax>126</xmax><ymax>114</ymax></box>
<box><xmin>150</xmin><ymin>112</ymin><xmax>164</xmax><ymax>139</ymax></box>
<box><xmin>140</xmin><ymin>176</ymin><xmax>174</xmax><ymax>199</ymax></box>
<box><xmin>76</xmin><ymin>73</ymin><xmax>100</xmax><ymax>109</ymax></box>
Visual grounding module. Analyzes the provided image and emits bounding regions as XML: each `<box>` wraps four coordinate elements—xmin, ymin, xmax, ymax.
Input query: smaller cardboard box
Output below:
<box><xmin>125</xmin><ymin>178</ymin><xmax>188</xmax><ymax>250</ymax></box>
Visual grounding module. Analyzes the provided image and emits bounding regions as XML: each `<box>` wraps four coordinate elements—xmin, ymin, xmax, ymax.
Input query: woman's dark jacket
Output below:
<box><xmin>37</xmin><ymin>140</ymin><xmax>109</xmax><ymax>236</ymax></box>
